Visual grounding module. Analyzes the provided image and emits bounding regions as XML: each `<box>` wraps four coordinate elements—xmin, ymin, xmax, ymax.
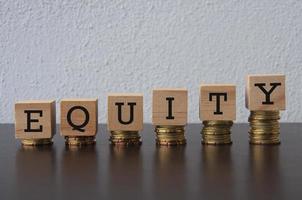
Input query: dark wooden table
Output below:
<box><xmin>0</xmin><ymin>124</ymin><xmax>301</xmax><ymax>200</ymax></box>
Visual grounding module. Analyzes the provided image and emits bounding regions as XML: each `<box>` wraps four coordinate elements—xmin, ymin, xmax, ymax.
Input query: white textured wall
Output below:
<box><xmin>1</xmin><ymin>0</ymin><xmax>302</xmax><ymax>123</ymax></box>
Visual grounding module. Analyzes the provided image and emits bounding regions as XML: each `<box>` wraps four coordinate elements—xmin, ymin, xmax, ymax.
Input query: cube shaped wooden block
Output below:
<box><xmin>152</xmin><ymin>88</ymin><xmax>188</xmax><ymax>126</ymax></box>
<box><xmin>200</xmin><ymin>84</ymin><xmax>236</xmax><ymax>121</ymax></box>
<box><xmin>107</xmin><ymin>93</ymin><xmax>143</xmax><ymax>131</ymax></box>
<box><xmin>60</xmin><ymin>98</ymin><xmax>98</xmax><ymax>136</ymax></box>
<box><xmin>15</xmin><ymin>100</ymin><xmax>56</xmax><ymax>139</ymax></box>
<box><xmin>246</xmin><ymin>74</ymin><xmax>286</xmax><ymax>111</ymax></box>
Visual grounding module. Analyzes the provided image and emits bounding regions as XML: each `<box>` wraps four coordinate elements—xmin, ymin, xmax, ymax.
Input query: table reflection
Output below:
<box><xmin>152</xmin><ymin>146</ymin><xmax>187</xmax><ymax>199</ymax></box>
<box><xmin>108</xmin><ymin>146</ymin><xmax>143</xmax><ymax>198</ymax></box>
<box><xmin>200</xmin><ymin>145</ymin><xmax>235</xmax><ymax>199</ymax></box>
<box><xmin>60</xmin><ymin>145</ymin><xmax>99</xmax><ymax>198</ymax></box>
<box><xmin>247</xmin><ymin>145</ymin><xmax>284</xmax><ymax>200</ymax></box>
<box><xmin>15</xmin><ymin>145</ymin><xmax>56</xmax><ymax>199</ymax></box>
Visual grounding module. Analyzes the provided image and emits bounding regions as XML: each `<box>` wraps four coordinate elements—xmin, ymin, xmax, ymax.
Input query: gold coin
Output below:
<box><xmin>249</xmin><ymin>110</ymin><xmax>280</xmax><ymax>145</ymax></box>
<box><xmin>21</xmin><ymin>138</ymin><xmax>53</xmax><ymax>146</ymax></box>
<box><xmin>155</xmin><ymin>125</ymin><xmax>186</xmax><ymax>146</ymax></box>
<box><xmin>201</xmin><ymin>120</ymin><xmax>233</xmax><ymax>145</ymax></box>
<box><xmin>65</xmin><ymin>136</ymin><xmax>96</xmax><ymax>146</ymax></box>
<box><xmin>110</xmin><ymin>131</ymin><xmax>142</xmax><ymax>146</ymax></box>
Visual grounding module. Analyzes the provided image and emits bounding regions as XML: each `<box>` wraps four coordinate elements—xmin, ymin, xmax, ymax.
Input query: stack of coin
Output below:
<box><xmin>21</xmin><ymin>138</ymin><xmax>53</xmax><ymax>146</ymax></box>
<box><xmin>248</xmin><ymin>110</ymin><xmax>280</xmax><ymax>144</ymax></box>
<box><xmin>201</xmin><ymin>120</ymin><xmax>233</xmax><ymax>145</ymax></box>
<box><xmin>65</xmin><ymin>136</ymin><xmax>96</xmax><ymax>146</ymax></box>
<box><xmin>155</xmin><ymin>125</ymin><xmax>186</xmax><ymax>146</ymax></box>
<box><xmin>109</xmin><ymin>131</ymin><xmax>142</xmax><ymax>146</ymax></box>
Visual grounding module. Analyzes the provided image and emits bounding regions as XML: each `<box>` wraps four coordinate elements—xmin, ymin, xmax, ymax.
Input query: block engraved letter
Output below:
<box><xmin>254</xmin><ymin>83</ymin><xmax>281</xmax><ymax>105</ymax></box>
<box><xmin>209</xmin><ymin>93</ymin><xmax>227</xmax><ymax>115</ymax></box>
<box><xmin>67</xmin><ymin>106</ymin><xmax>90</xmax><ymax>132</ymax></box>
<box><xmin>24</xmin><ymin>110</ymin><xmax>43</xmax><ymax>132</ymax></box>
<box><xmin>166</xmin><ymin>97</ymin><xmax>175</xmax><ymax>120</ymax></box>
<box><xmin>115</xmin><ymin>102</ymin><xmax>136</xmax><ymax>125</ymax></box>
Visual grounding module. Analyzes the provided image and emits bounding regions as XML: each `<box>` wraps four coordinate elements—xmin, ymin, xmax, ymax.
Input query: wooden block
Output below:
<box><xmin>108</xmin><ymin>93</ymin><xmax>143</xmax><ymax>131</ymax></box>
<box><xmin>200</xmin><ymin>84</ymin><xmax>236</xmax><ymax>121</ymax></box>
<box><xmin>246</xmin><ymin>74</ymin><xmax>286</xmax><ymax>111</ymax></box>
<box><xmin>15</xmin><ymin>100</ymin><xmax>56</xmax><ymax>139</ymax></box>
<box><xmin>152</xmin><ymin>88</ymin><xmax>188</xmax><ymax>126</ymax></box>
<box><xmin>60</xmin><ymin>98</ymin><xmax>98</xmax><ymax>136</ymax></box>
